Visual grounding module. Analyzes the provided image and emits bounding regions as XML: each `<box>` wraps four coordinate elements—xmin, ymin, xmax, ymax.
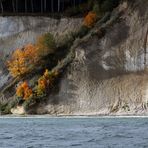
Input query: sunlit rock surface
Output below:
<box><xmin>35</xmin><ymin>0</ymin><xmax>148</xmax><ymax>115</ymax></box>
<box><xmin>11</xmin><ymin>106</ymin><xmax>26</xmax><ymax>115</ymax></box>
<box><xmin>0</xmin><ymin>0</ymin><xmax>148</xmax><ymax>115</ymax></box>
<box><xmin>0</xmin><ymin>17</ymin><xmax>82</xmax><ymax>55</ymax></box>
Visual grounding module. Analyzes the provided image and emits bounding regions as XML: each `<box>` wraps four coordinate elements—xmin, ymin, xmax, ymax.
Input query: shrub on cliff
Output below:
<box><xmin>7</xmin><ymin>33</ymin><xmax>56</xmax><ymax>77</ymax></box>
<box><xmin>16</xmin><ymin>81</ymin><xmax>33</xmax><ymax>100</ymax></box>
<box><xmin>7</xmin><ymin>44</ymin><xmax>39</xmax><ymax>77</ymax></box>
<box><xmin>84</xmin><ymin>11</ymin><xmax>97</xmax><ymax>28</ymax></box>
<box><xmin>36</xmin><ymin>69</ymin><xmax>58</xmax><ymax>97</ymax></box>
<box><xmin>14</xmin><ymin>69</ymin><xmax>59</xmax><ymax>110</ymax></box>
<box><xmin>36</xmin><ymin>33</ymin><xmax>56</xmax><ymax>57</ymax></box>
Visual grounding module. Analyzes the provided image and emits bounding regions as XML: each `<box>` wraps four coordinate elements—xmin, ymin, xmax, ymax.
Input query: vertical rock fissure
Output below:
<box><xmin>144</xmin><ymin>28</ymin><xmax>148</xmax><ymax>69</ymax></box>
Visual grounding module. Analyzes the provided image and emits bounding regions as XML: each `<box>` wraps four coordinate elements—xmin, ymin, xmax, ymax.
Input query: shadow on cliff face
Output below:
<box><xmin>37</xmin><ymin>4</ymin><xmax>146</xmax><ymax>112</ymax></box>
<box><xmin>28</xmin><ymin>0</ymin><xmax>148</xmax><ymax>115</ymax></box>
<box><xmin>128</xmin><ymin>0</ymin><xmax>148</xmax><ymax>17</ymax></box>
<box><xmin>38</xmin><ymin>71</ymin><xmax>78</xmax><ymax>107</ymax></box>
<box><xmin>104</xmin><ymin>21</ymin><xmax>130</xmax><ymax>48</ymax></box>
<box><xmin>73</xmin><ymin>27</ymin><xmax>131</xmax><ymax>83</ymax></box>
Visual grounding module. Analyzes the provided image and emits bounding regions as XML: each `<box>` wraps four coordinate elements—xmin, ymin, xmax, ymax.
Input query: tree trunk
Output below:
<box><xmin>25</xmin><ymin>0</ymin><xmax>27</xmax><ymax>13</ymax></box>
<box><xmin>16</xmin><ymin>0</ymin><xmax>18</xmax><ymax>13</ymax></box>
<box><xmin>51</xmin><ymin>0</ymin><xmax>53</xmax><ymax>12</ymax></box>
<box><xmin>41</xmin><ymin>0</ymin><xmax>43</xmax><ymax>13</ymax></box>
<box><xmin>73</xmin><ymin>0</ymin><xmax>76</xmax><ymax>7</ymax></box>
<box><xmin>58</xmin><ymin>0</ymin><xmax>60</xmax><ymax>12</ymax></box>
<box><xmin>0</xmin><ymin>0</ymin><xmax>3</xmax><ymax>13</ymax></box>
<box><xmin>61</xmin><ymin>0</ymin><xmax>64</xmax><ymax>11</ymax></box>
<box><xmin>31</xmin><ymin>0</ymin><xmax>34</xmax><ymax>13</ymax></box>
<box><xmin>12</xmin><ymin>0</ymin><xmax>15</xmax><ymax>13</ymax></box>
<box><xmin>44</xmin><ymin>0</ymin><xmax>46</xmax><ymax>12</ymax></box>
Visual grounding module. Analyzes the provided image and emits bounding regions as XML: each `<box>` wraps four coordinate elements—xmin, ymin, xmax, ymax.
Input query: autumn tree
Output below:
<box><xmin>7</xmin><ymin>44</ymin><xmax>38</xmax><ymax>77</ymax></box>
<box><xmin>84</xmin><ymin>11</ymin><xmax>97</xmax><ymax>28</ymax></box>
<box><xmin>7</xmin><ymin>33</ymin><xmax>56</xmax><ymax>77</ymax></box>
<box><xmin>16</xmin><ymin>81</ymin><xmax>33</xmax><ymax>100</ymax></box>
<box><xmin>36</xmin><ymin>69</ymin><xmax>58</xmax><ymax>96</ymax></box>
<box><xmin>7</xmin><ymin>49</ymin><xmax>28</xmax><ymax>77</ymax></box>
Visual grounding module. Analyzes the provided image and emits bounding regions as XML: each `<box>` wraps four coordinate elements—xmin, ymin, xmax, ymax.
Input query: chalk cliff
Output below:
<box><xmin>35</xmin><ymin>0</ymin><xmax>148</xmax><ymax>115</ymax></box>
<box><xmin>0</xmin><ymin>0</ymin><xmax>148</xmax><ymax>115</ymax></box>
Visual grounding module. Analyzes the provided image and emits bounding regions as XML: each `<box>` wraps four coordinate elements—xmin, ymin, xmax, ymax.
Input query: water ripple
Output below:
<box><xmin>0</xmin><ymin>118</ymin><xmax>148</xmax><ymax>148</ymax></box>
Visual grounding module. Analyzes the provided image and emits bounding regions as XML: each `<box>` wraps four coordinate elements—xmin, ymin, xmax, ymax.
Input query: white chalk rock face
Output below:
<box><xmin>34</xmin><ymin>0</ymin><xmax>148</xmax><ymax>115</ymax></box>
<box><xmin>0</xmin><ymin>16</ymin><xmax>82</xmax><ymax>55</ymax></box>
<box><xmin>11</xmin><ymin>106</ymin><xmax>26</xmax><ymax>115</ymax></box>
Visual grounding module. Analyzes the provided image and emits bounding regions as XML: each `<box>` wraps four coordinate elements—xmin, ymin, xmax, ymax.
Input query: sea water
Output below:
<box><xmin>0</xmin><ymin>117</ymin><xmax>148</xmax><ymax>148</ymax></box>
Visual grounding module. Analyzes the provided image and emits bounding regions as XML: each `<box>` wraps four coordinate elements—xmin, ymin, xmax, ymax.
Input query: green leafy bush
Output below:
<box><xmin>36</xmin><ymin>33</ymin><xmax>56</xmax><ymax>56</ymax></box>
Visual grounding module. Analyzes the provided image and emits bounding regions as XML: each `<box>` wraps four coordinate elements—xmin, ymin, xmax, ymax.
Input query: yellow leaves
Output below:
<box><xmin>84</xmin><ymin>11</ymin><xmax>97</xmax><ymax>28</ymax></box>
<box><xmin>37</xmin><ymin>77</ymin><xmax>47</xmax><ymax>96</ymax></box>
<box><xmin>24</xmin><ymin>44</ymin><xmax>38</xmax><ymax>62</ymax></box>
<box><xmin>21</xmin><ymin>81</ymin><xmax>28</xmax><ymax>89</ymax></box>
<box><xmin>44</xmin><ymin>69</ymin><xmax>49</xmax><ymax>78</ymax></box>
<box><xmin>7</xmin><ymin>49</ymin><xmax>28</xmax><ymax>77</ymax></box>
<box><xmin>7</xmin><ymin>44</ymin><xmax>39</xmax><ymax>77</ymax></box>
<box><xmin>36</xmin><ymin>69</ymin><xmax>50</xmax><ymax>96</ymax></box>
<box><xmin>15</xmin><ymin>69</ymin><xmax>59</xmax><ymax>109</ymax></box>
<box><xmin>16</xmin><ymin>84</ymin><xmax>24</xmax><ymax>98</ymax></box>
<box><xmin>24</xmin><ymin>87</ymin><xmax>33</xmax><ymax>100</ymax></box>
<box><xmin>7</xmin><ymin>33</ymin><xmax>56</xmax><ymax>78</ymax></box>
<box><xmin>16</xmin><ymin>81</ymin><xmax>33</xmax><ymax>100</ymax></box>
<box><xmin>36</xmin><ymin>69</ymin><xmax>59</xmax><ymax>96</ymax></box>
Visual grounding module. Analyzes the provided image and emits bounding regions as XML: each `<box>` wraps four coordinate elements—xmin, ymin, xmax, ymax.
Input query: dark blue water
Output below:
<box><xmin>0</xmin><ymin>117</ymin><xmax>148</xmax><ymax>148</ymax></box>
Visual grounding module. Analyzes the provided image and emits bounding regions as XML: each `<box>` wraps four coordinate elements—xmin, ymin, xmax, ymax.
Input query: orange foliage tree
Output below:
<box><xmin>7</xmin><ymin>33</ymin><xmax>56</xmax><ymax>78</ymax></box>
<box><xmin>36</xmin><ymin>69</ymin><xmax>58</xmax><ymax>96</ymax></box>
<box><xmin>16</xmin><ymin>81</ymin><xmax>33</xmax><ymax>100</ymax></box>
<box><xmin>15</xmin><ymin>69</ymin><xmax>59</xmax><ymax>105</ymax></box>
<box><xmin>7</xmin><ymin>44</ymin><xmax>38</xmax><ymax>77</ymax></box>
<box><xmin>84</xmin><ymin>11</ymin><xmax>97</xmax><ymax>28</ymax></box>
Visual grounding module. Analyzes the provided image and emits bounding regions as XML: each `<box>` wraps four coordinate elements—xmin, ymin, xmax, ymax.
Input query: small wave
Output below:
<box><xmin>113</xmin><ymin>134</ymin><xmax>133</xmax><ymax>139</ymax></box>
<box><xmin>0</xmin><ymin>136</ymin><xmax>12</xmax><ymax>140</ymax></box>
<box><xmin>70</xmin><ymin>143</ymin><xmax>82</xmax><ymax>147</ymax></box>
<box><xmin>87</xmin><ymin>138</ymin><xmax>96</xmax><ymax>142</ymax></box>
